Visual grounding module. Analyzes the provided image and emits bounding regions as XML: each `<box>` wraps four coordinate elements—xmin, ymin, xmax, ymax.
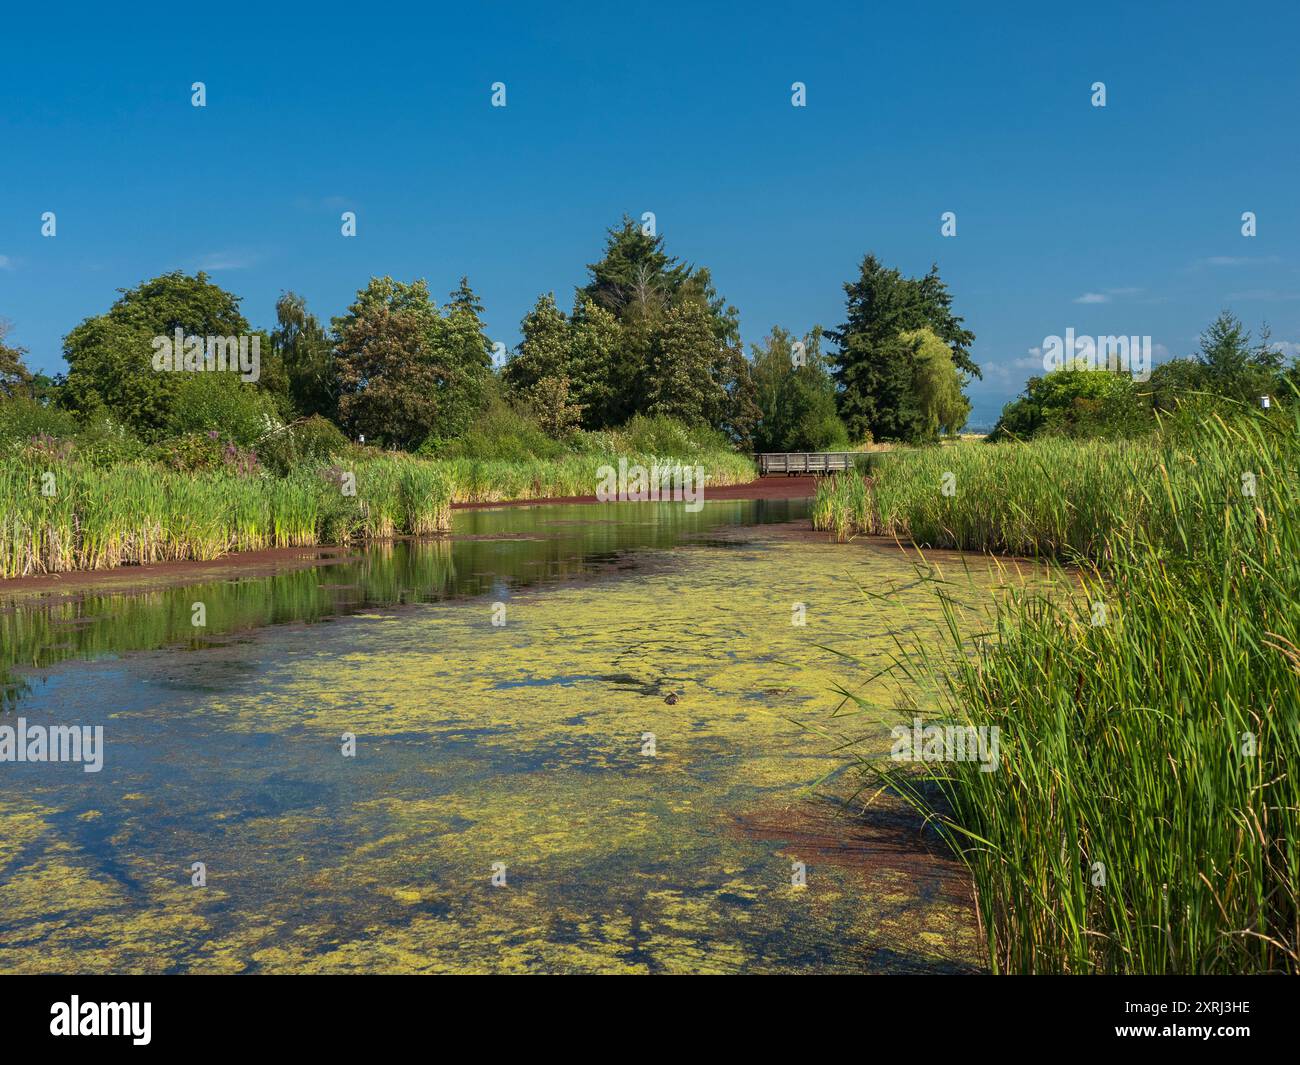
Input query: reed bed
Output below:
<box><xmin>438</xmin><ymin>450</ymin><xmax>756</xmax><ymax>504</ymax></box>
<box><xmin>0</xmin><ymin>446</ymin><xmax>753</xmax><ymax>577</ymax></box>
<box><xmin>0</xmin><ymin>456</ymin><xmax>454</xmax><ymax>578</ymax></box>
<box><xmin>813</xmin><ymin>436</ymin><xmax>1178</xmax><ymax>560</ymax></box>
<box><xmin>842</xmin><ymin>408</ymin><xmax>1300</xmax><ymax>973</ymax></box>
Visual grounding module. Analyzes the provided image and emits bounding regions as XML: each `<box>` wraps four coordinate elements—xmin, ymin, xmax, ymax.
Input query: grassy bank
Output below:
<box><xmin>0</xmin><ymin>447</ymin><xmax>755</xmax><ymax>578</ymax></box>
<box><xmin>813</xmin><ymin>436</ymin><xmax>1174</xmax><ymax>559</ymax></box>
<box><xmin>840</xmin><ymin>408</ymin><xmax>1300</xmax><ymax>972</ymax></box>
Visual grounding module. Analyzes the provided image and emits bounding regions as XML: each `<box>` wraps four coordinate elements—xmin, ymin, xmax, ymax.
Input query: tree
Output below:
<box><xmin>0</xmin><ymin>319</ymin><xmax>34</xmax><ymax>399</ymax></box>
<box><xmin>1195</xmin><ymin>310</ymin><xmax>1282</xmax><ymax>403</ymax></box>
<box><xmin>273</xmin><ymin>292</ymin><xmax>338</xmax><ymax>420</ymax></box>
<box><xmin>332</xmin><ymin>276</ymin><xmax>493</xmax><ymax>449</ymax></box>
<box><xmin>711</xmin><ymin>342</ymin><xmax>761</xmax><ymax>450</ymax></box>
<box><xmin>438</xmin><ymin>277</ymin><xmax>494</xmax><ymax>440</ymax></box>
<box><xmin>642</xmin><ymin>299</ymin><xmax>724</xmax><ymax>425</ymax></box>
<box><xmin>579</xmin><ymin>217</ymin><xmax>690</xmax><ymax>321</ymax></box>
<box><xmin>750</xmin><ymin>325</ymin><xmax>847</xmax><ymax>451</ymax></box>
<box><xmin>333</xmin><ymin>278</ymin><xmax>445</xmax><ymax>449</ymax></box>
<box><xmin>827</xmin><ymin>255</ymin><xmax>978</xmax><ymax>442</ymax></box>
<box><xmin>60</xmin><ymin>272</ymin><xmax>278</xmax><ymax>442</ymax></box>
<box><xmin>906</xmin><ymin>327</ymin><xmax>971</xmax><ymax>438</ymax></box>
<box><xmin>566</xmin><ymin>298</ymin><xmax>622</xmax><ymax>427</ymax></box>
<box><xmin>523</xmin><ymin>375</ymin><xmax>584</xmax><ymax>436</ymax></box>
<box><xmin>989</xmin><ymin>361</ymin><xmax>1145</xmax><ymax>441</ymax></box>
<box><xmin>502</xmin><ymin>293</ymin><xmax>570</xmax><ymax>396</ymax></box>
<box><xmin>1143</xmin><ymin>357</ymin><xmax>1207</xmax><ymax>413</ymax></box>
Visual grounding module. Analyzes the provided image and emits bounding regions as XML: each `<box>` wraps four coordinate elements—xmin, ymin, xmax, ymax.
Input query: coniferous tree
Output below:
<box><xmin>827</xmin><ymin>255</ymin><xmax>977</xmax><ymax>443</ymax></box>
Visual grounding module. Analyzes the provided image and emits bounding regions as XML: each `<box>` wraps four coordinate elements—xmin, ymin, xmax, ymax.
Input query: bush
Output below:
<box><xmin>166</xmin><ymin>373</ymin><xmax>282</xmax><ymax>446</ymax></box>
<box><xmin>256</xmin><ymin>415</ymin><xmax>350</xmax><ymax>475</ymax></box>
<box><xmin>73</xmin><ymin>415</ymin><xmax>147</xmax><ymax>468</ymax></box>
<box><xmin>420</xmin><ymin>399</ymin><xmax>565</xmax><ymax>462</ymax></box>
<box><xmin>149</xmin><ymin>431</ymin><xmax>259</xmax><ymax>476</ymax></box>
<box><xmin>606</xmin><ymin>414</ymin><xmax>733</xmax><ymax>458</ymax></box>
<box><xmin>0</xmin><ymin>398</ymin><xmax>79</xmax><ymax>451</ymax></box>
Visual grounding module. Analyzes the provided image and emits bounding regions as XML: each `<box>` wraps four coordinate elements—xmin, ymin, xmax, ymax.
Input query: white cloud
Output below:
<box><xmin>0</xmin><ymin>255</ymin><xmax>14</xmax><ymax>270</ymax></box>
<box><xmin>196</xmin><ymin>250</ymin><xmax>258</xmax><ymax>271</ymax></box>
<box><xmin>1072</xmin><ymin>287</ymin><xmax>1142</xmax><ymax>304</ymax></box>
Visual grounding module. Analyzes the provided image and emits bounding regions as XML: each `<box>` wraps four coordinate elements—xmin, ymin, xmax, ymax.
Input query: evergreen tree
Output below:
<box><xmin>567</xmin><ymin>298</ymin><xmax>622</xmax><ymax>428</ymax></box>
<box><xmin>502</xmin><ymin>293</ymin><xmax>570</xmax><ymax>395</ymax></box>
<box><xmin>642</xmin><ymin>299</ymin><xmax>723</xmax><ymax>425</ymax></box>
<box><xmin>1195</xmin><ymin>310</ymin><xmax>1283</xmax><ymax>403</ymax></box>
<box><xmin>827</xmin><ymin>255</ymin><xmax>977</xmax><ymax>442</ymax></box>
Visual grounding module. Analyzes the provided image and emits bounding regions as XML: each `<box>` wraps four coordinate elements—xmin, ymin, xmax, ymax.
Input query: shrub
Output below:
<box><xmin>256</xmin><ymin>415</ymin><xmax>350</xmax><ymax>475</ymax></box>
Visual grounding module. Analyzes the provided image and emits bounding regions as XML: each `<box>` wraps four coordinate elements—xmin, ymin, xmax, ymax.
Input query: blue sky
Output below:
<box><xmin>2</xmin><ymin>1</ymin><xmax>1297</xmax><ymax>427</ymax></box>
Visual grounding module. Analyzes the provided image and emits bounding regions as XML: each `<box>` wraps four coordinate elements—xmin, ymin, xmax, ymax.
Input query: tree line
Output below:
<box><xmin>0</xmin><ymin>217</ymin><xmax>979</xmax><ymax>456</ymax></box>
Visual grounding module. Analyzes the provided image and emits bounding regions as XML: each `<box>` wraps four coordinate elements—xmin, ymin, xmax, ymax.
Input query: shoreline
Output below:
<box><xmin>0</xmin><ymin>477</ymin><xmax>821</xmax><ymax>600</ymax></box>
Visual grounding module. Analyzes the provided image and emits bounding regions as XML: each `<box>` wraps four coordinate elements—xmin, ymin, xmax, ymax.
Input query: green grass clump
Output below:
<box><xmin>0</xmin><ymin>453</ymin><xmax>455</xmax><ymax>578</ymax></box>
<box><xmin>848</xmin><ymin>406</ymin><xmax>1300</xmax><ymax>973</ymax></box>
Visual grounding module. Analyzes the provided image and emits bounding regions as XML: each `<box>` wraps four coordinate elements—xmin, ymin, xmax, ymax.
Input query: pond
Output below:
<box><xmin>0</xmin><ymin>498</ymin><xmax>998</xmax><ymax>973</ymax></box>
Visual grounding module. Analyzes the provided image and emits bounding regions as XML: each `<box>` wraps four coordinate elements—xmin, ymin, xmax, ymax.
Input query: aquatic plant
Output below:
<box><xmin>848</xmin><ymin>406</ymin><xmax>1300</xmax><ymax>973</ymax></box>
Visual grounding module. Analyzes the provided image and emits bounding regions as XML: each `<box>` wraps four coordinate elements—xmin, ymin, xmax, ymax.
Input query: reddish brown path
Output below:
<box><xmin>453</xmin><ymin>476</ymin><xmax>819</xmax><ymax>509</ymax></box>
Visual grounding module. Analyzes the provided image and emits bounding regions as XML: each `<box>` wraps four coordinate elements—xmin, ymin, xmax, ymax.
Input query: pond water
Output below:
<box><xmin>0</xmin><ymin>499</ymin><xmax>994</xmax><ymax>973</ymax></box>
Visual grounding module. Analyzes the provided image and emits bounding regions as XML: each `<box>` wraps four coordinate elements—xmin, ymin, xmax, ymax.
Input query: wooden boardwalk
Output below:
<box><xmin>755</xmin><ymin>452</ymin><xmax>859</xmax><ymax>476</ymax></box>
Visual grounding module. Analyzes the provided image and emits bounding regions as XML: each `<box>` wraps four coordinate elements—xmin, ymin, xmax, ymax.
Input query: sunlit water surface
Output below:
<box><xmin>0</xmin><ymin>499</ymin><xmax>998</xmax><ymax>973</ymax></box>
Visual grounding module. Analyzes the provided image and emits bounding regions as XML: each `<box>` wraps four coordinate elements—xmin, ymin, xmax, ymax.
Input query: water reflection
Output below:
<box><xmin>1</xmin><ymin>499</ymin><xmax>808</xmax><ymax>710</ymax></box>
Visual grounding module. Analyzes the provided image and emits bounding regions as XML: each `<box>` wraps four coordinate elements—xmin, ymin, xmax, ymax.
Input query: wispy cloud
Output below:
<box><xmin>0</xmin><ymin>254</ymin><xmax>14</xmax><ymax>271</ymax></box>
<box><xmin>1072</xmin><ymin>287</ymin><xmax>1142</xmax><ymax>304</ymax></box>
<box><xmin>195</xmin><ymin>250</ymin><xmax>259</xmax><ymax>271</ymax></box>
<box><xmin>1192</xmin><ymin>255</ymin><xmax>1281</xmax><ymax>268</ymax></box>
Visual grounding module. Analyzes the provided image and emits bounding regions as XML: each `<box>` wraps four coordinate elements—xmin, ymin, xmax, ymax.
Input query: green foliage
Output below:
<box><xmin>844</xmin><ymin>406</ymin><xmax>1300</xmax><ymax>972</ymax></box>
<box><xmin>59</xmin><ymin>272</ymin><xmax>273</xmax><ymax>442</ymax></box>
<box><xmin>421</xmin><ymin>398</ymin><xmax>566</xmax><ymax>462</ymax></box>
<box><xmin>905</xmin><ymin>327</ymin><xmax>971</xmax><ymax>438</ymax></box>
<box><xmin>255</xmin><ymin>415</ymin><xmax>350</xmax><ymax>475</ymax></box>
<box><xmin>642</xmin><ymin>299</ymin><xmax>723</xmax><ymax>425</ymax></box>
<box><xmin>828</xmin><ymin>255</ymin><xmax>978</xmax><ymax>442</ymax></box>
<box><xmin>273</xmin><ymin>292</ymin><xmax>338</xmax><ymax>420</ymax></box>
<box><xmin>0</xmin><ymin>396</ymin><xmax>79</xmax><ymax>449</ymax></box>
<box><xmin>750</xmin><ymin>325</ymin><xmax>848</xmax><ymax>451</ymax></box>
<box><xmin>1194</xmin><ymin>309</ymin><xmax>1283</xmax><ymax>403</ymax></box>
<box><xmin>990</xmin><ymin>363</ymin><xmax>1147</xmax><ymax>441</ymax></box>
<box><xmin>0</xmin><ymin>319</ymin><xmax>34</xmax><ymax>399</ymax></box>
<box><xmin>68</xmin><ymin>414</ymin><xmax>147</xmax><ymax>468</ymax></box>
<box><xmin>333</xmin><ymin>276</ymin><xmax>492</xmax><ymax>450</ymax></box>
<box><xmin>165</xmin><ymin>371</ymin><xmax>282</xmax><ymax>445</ymax></box>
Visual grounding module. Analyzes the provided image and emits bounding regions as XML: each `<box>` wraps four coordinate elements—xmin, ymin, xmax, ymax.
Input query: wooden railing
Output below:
<box><xmin>755</xmin><ymin>452</ymin><xmax>859</xmax><ymax>476</ymax></box>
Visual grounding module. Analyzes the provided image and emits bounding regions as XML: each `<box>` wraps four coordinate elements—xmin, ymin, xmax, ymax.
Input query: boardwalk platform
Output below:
<box><xmin>756</xmin><ymin>452</ymin><xmax>859</xmax><ymax>476</ymax></box>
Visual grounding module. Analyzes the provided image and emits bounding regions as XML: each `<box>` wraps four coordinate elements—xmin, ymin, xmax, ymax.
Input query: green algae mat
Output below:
<box><xmin>0</xmin><ymin>501</ymin><xmax>1003</xmax><ymax>973</ymax></box>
